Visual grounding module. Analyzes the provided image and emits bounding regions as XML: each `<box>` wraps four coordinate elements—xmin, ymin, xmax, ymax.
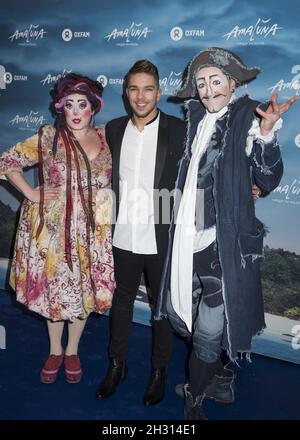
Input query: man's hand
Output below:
<box><xmin>256</xmin><ymin>93</ymin><xmax>298</xmax><ymax>136</ymax></box>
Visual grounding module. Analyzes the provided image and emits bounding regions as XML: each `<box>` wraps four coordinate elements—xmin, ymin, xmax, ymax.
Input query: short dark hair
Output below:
<box><xmin>125</xmin><ymin>59</ymin><xmax>159</xmax><ymax>88</ymax></box>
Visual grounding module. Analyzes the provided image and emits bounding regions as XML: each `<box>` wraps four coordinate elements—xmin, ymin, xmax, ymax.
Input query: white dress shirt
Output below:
<box><xmin>113</xmin><ymin>113</ymin><xmax>160</xmax><ymax>254</ymax></box>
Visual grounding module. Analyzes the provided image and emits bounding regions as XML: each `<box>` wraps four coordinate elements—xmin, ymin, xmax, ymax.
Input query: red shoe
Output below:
<box><xmin>40</xmin><ymin>353</ymin><xmax>64</xmax><ymax>384</ymax></box>
<box><xmin>64</xmin><ymin>354</ymin><xmax>82</xmax><ymax>384</ymax></box>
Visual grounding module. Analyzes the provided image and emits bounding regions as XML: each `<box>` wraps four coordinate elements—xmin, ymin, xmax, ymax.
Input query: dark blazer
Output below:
<box><xmin>105</xmin><ymin>110</ymin><xmax>186</xmax><ymax>256</ymax></box>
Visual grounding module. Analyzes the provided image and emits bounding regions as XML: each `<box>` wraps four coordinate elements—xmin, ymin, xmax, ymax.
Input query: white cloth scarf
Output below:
<box><xmin>170</xmin><ymin>106</ymin><xmax>228</xmax><ymax>332</ymax></box>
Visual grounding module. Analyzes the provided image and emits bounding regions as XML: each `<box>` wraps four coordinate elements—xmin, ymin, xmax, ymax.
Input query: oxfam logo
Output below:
<box><xmin>97</xmin><ymin>75</ymin><xmax>108</xmax><ymax>88</ymax></box>
<box><xmin>4</xmin><ymin>72</ymin><xmax>13</xmax><ymax>84</ymax></box>
<box><xmin>170</xmin><ymin>26</ymin><xmax>183</xmax><ymax>41</ymax></box>
<box><xmin>62</xmin><ymin>28</ymin><xmax>73</xmax><ymax>42</ymax></box>
<box><xmin>0</xmin><ymin>66</ymin><xmax>13</xmax><ymax>89</ymax></box>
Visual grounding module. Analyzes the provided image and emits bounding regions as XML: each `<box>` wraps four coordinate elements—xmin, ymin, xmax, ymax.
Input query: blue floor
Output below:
<box><xmin>0</xmin><ymin>288</ymin><xmax>300</xmax><ymax>420</ymax></box>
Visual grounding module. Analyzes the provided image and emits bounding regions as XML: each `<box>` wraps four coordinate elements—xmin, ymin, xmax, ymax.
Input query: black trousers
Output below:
<box><xmin>109</xmin><ymin>246</ymin><xmax>173</xmax><ymax>369</ymax></box>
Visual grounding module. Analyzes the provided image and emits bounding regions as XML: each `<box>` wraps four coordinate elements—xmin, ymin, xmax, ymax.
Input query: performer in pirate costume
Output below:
<box><xmin>155</xmin><ymin>47</ymin><xmax>297</xmax><ymax>419</ymax></box>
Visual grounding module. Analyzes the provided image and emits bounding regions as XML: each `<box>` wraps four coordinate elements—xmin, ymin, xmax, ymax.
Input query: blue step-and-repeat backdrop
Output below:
<box><xmin>0</xmin><ymin>0</ymin><xmax>300</xmax><ymax>363</ymax></box>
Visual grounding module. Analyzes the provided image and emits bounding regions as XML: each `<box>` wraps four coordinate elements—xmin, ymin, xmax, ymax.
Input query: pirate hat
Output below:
<box><xmin>177</xmin><ymin>47</ymin><xmax>261</xmax><ymax>98</ymax></box>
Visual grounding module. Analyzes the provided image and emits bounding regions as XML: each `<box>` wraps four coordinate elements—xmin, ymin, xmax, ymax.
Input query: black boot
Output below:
<box><xmin>96</xmin><ymin>359</ymin><xmax>127</xmax><ymax>399</ymax></box>
<box><xmin>175</xmin><ymin>366</ymin><xmax>235</xmax><ymax>403</ymax></box>
<box><xmin>143</xmin><ymin>367</ymin><xmax>167</xmax><ymax>406</ymax></box>
<box><xmin>184</xmin><ymin>384</ymin><xmax>207</xmax><ymax>420</ymax></box>
<box><xmin>205</xmin><ymin>367</ymin><xmax>235</xmax><ymax>403</ymax></box>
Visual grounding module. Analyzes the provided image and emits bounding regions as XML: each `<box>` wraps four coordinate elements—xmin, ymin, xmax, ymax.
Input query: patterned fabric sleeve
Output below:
<box><xmin>0</xmin><ymin>132</ymin><xmax>39</xmax><ymax>180</ymax></box>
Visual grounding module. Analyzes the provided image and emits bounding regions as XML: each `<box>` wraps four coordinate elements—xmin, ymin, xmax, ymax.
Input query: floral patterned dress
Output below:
<box><xmin>0</xmin><ymin>125</ymin><xmax>115</xmax><ymax>321</ymax></box>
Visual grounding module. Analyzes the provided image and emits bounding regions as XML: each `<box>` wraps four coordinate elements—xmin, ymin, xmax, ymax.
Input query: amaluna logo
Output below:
<box><xmin>273</xmin><ymin>179</ymin><xmax>300</xmax><ymax>204</ymax></box>
<box><xmin>268</xmin><ymin>66</ymin><xmax>300</xmax><ymax>96</ymax></box>
<box><xmin>40</xmin><ymin>69</ymin><xmax>72</xmax><ymax>86</ymax></box>
<box><xmin>9</xmin><ymin>24</ymin><xmax>47</xmax><ymax>43</ymax></box>
<box><xmin>9</xmin><ymin>111</ymin><xmax>47</xmax><ymax>129</ymax></box>
<box><xmin>104</xmin><ymin>22</ymin><xmax>152</xmax><ymax>44</ymax></box>
<box><xmin>159</xmin><ymin>71</ymin><xmax>183</xmax><ymax>95</ymax></box>
<box><xmin>223</xmin><ymin>18</ymin><xmax>282</xmax><ymax>41</ymax></box>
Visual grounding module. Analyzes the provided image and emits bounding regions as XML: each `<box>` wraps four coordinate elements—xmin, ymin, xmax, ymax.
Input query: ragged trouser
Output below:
<box><xmin>167</xmin><ymin>241</ymin><xmax>226</xmax><ymax>398</ymax></box>
<box><xmin>167</xmin><ymin>241</ymin><xmax>225</xmax><ymax>363</ymax></box>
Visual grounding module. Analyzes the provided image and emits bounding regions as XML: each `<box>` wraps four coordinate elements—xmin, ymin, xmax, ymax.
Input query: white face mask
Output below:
<box><xmin>195</xmin><ymin>66</ymin><xmax>236</xmax><ymax>113</ymax></box>
<box><xmin>63</xmin><ymin>93</ymin><xmax>94</xmax><ymax>131</ymax></box>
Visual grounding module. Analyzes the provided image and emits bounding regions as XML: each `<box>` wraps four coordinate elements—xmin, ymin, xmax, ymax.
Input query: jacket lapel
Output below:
<box><xmin>154</xmin><ymin>111</ymin><xmax>168</xmax><ymax>189</ymax></box>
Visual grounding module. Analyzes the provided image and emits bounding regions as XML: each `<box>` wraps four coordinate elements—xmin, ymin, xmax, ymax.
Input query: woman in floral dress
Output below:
<box><xmin>0</xmin><ymin>74</ymin><xmax>115</xmax><ymax>384</ymax></box>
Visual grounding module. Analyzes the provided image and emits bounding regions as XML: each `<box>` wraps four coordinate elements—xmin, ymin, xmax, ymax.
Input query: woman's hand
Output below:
<box><xmin>6</xmin><ymin>172</ymin><xmax>60</xmax><ymax>203</ymax></box>
<box><xmin>26</xmin><ymin>187</ymin><xmax>60</xmax><ymax>203</ymax></box>
<box><xmin>256</xmin><ymin>93</ymin><xmax>298</xmax><ymax>136</ymax></box>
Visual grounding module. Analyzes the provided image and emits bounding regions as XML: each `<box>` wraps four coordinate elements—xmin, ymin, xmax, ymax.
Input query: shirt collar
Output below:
<box><xmin>130</xmin><ymin>110</ymin><xmax>160</xmax><ymax>130</ymax></box>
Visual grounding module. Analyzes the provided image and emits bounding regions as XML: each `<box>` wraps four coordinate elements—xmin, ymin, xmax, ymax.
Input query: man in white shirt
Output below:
<box><xmin>96</xmin><ymin>60</ymin><xmax>186</xmax><ymax>405</ymax></box>
<box><xmin>155</xmin><ymin>47</ymin><xmax>297</xmax><ymax>419</ymax></box>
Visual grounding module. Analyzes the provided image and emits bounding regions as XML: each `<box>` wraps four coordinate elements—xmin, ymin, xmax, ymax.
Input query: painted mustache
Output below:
<box><xmin>202</xmin><ymin>93</ymin><xmax>228</xmax><ymax>100</ymax></box>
